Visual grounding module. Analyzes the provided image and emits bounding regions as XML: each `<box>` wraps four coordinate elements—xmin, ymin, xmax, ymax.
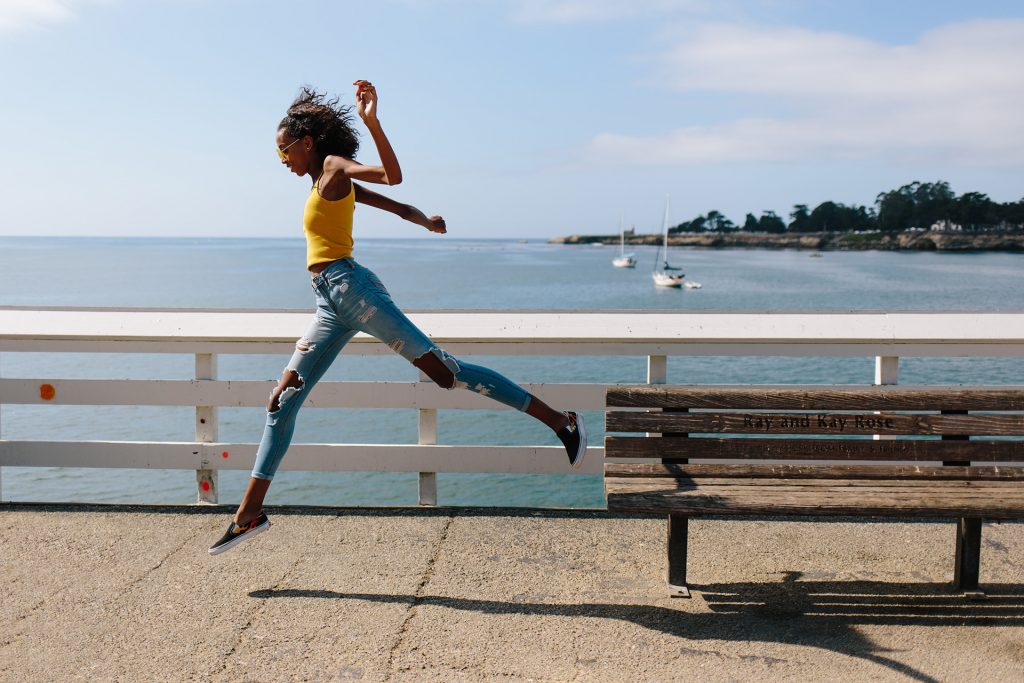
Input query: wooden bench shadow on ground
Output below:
<box><xmin>250</xmin><ymin>574</ymin><xmax>1024</xmax><ymax>683</ymax></box>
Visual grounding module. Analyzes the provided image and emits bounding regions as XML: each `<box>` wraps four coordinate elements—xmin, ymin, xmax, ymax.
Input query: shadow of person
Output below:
<box><xmin>249</xmin><ymin>573</ymin><xmax>1024</xmax><ymax>683</ymax></box>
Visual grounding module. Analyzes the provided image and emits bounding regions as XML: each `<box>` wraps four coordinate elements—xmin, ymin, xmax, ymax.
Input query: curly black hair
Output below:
<box><xmin>278</xmin><ymin>86</ymin><xmax>360</xmax><ymax>159</ymax></box>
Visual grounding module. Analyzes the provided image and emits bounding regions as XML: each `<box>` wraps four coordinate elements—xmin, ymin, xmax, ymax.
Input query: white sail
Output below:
<box><xmin>652</xmin><ymin>194</ymin><xmax>684</xmax><ymax>287</ymax></box>
<box><xmin>612</xmin><ymin>214</ymin><xmax>636</xmax><ymax>268</ymax></box>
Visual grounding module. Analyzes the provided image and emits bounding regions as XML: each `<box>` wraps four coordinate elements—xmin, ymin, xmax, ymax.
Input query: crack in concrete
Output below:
<box><xmin>384</xmin><ymin>514</ymin><xmax>454</xmax><ymax>681</ymax></box>
<box><xmin>0</xmin><ymin>596</ymin><xmax>46</xmax><ymax>652</ymax></box>
<box><xmin>215</xmin><ymin>617</ymin><xmax>255</xmax><ymax>679</ymax></box>
<box><xmin>6</xmin><ymin>598</ymin><xmax>45</xmax><ymax>629</ymax></box>
<box><xmin>7</xmin><ymin>523</ymin><xmax>196</xmax><ymax>626</ymax></box>
<box><xmin>0</xmin><ymin>521</ymin><xmax>204</xmax><ymax>660</ymax></box>
<box><xmin>124</xmin><ymin>526</ymin><xmax>202</xmax><ymax>592</ymax></box>
<box><xmin>5</xmin><ymin>524</ymin><xmax>126</xmax><ymax>626</ymax></box>
<box><xmin>214</xmin><ymin>552</ymin><xmax>303</xmax><ymax>681</ymax></box>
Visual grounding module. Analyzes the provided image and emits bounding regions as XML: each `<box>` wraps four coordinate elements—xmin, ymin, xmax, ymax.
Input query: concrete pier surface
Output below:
<box><xmin>2</xmin><ymin>504</ymin><xmax>1023</xmax><ymax>682</ymax></box>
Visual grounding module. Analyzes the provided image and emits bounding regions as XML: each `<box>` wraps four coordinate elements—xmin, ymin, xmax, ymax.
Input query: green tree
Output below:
<box><xmin>742</xmin><ymin>213</ymin><xmax>759</xmax><ymax>231</ymax></box>
<box><xmin>911</xmin><ymin>181</ymin><xmax>955</xmax><ymax>228</ymax></box>
<box><xmin>669</xmin><ymin>215</ymin><xmax>707</xmax><ymax>233</ymax></box>
<box><xmin>759</xmin><ymin>211</ymin><xmax>787</xmax><ymax>233</ymax></box>
<box><xmin>1000</xmin><ymin>199</ymin><xmax>1024</xmax><ymax>229</ymax></box>
<box><xmin>875</xmin><ymin>188</ymin><xmax>914</xmax><ymax>232</ymax></box>
<box><xmin>808</xmin><ymin>201</ymin><xmax>842</xmax><ymax>231</ymax></box>
<box><xmin>807</xmin><ymin>202</ymin><xmax>875</xmax><ymax>232</ymax></box>
<box><xmin>876</xmin><ymin>180</ymin><xmax>955</xmax><ymax>231</ymax></box>
<box><xmin>705</xmin><ymin>210</ymin><xmax>736</xmax><ymax>232</ymax></box>
<box><xmin>953</xmin><ymin>192</ymin><xmax>996</xmax><ymax>230</ymax></box>
<box><xmin>788</xmin><ymin>205</ymin><xmax>812</xmax><ymax>232</ymax></box>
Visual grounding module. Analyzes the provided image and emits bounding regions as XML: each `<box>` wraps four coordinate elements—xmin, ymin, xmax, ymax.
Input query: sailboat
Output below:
<box><xmin>652</xmin><ymin>195</ymin><xmax>685</xmax><ymax>288</ymax></box>
<box><xmin>612</xmin><ymin>216</ymin><xmax>636</xmax><ymax>268</ymax></box>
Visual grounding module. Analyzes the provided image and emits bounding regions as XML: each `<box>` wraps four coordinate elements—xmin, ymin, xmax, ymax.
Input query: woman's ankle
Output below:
<box><xmin>234</xmin><ymin>509</ymin><xmax>260</xmax><ymax>524</ymax></box>
<box><xmin>526</xmin><ymin>399</ymin><xmax>568</xmax><ymax>432</ymax></box>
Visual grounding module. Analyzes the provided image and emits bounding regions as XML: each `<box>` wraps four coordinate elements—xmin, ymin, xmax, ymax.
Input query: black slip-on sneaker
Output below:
<box><xmin>557</xmin><ymin>411</ymin><xmax>587</xmax><ymax>469</ymax></box>
<box><xmin>208</xmin><ymin>512</ymin><xmax>271</xmax><ymax>555</ymax></box>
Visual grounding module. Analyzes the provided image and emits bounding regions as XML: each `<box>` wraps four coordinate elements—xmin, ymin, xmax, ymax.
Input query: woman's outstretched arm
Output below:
<box><xmin>331</xmin><ymin>80</ymin><xmax>403</xmax><ymax>186</ymax></box>
<box><xmin>354</xmin><ymin>183</ymin><xmax>446</xmax><ymax>234</ymax></box>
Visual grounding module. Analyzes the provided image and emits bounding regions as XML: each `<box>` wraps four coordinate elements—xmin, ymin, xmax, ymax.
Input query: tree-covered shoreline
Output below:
<box><xmin>550</xmin><ymin>230</ymin><xmax>1024</xmax><ymax>251</ymax></box>
<box><xmin>668</xmin><ymin>181</ymin><xmax>1023</xmax><ymax>234</ymax></box>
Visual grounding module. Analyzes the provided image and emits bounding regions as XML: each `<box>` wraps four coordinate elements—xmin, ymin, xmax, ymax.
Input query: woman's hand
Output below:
<box><xmin>350</xmin><ymin>79</ymin><xmax>402</xmax><ymax>183</ymax></box>
<box><xmin>425</xmin><ymin>216</ymin><xmax>447</xmax><ymax>234</ymax></box>
<box><xmin>353</xmin><ymin>80</ymin><xmax>377</xmax><ymax>122</ymax></box>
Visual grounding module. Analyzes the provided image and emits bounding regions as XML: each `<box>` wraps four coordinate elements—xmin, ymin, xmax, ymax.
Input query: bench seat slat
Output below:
<box><xmin>607</xmin><ymin>385</ymin><xmax>1024</xmax><ymax>410</ymax></box>
<box><xmin>606</xmin><ymin>481</ymin><xmax>1024</xmax><ymax>519</ymax></box>
<box><xmin>606</xmin><ymin>436</ymin><xmax>1024</xmax><ymax>461</ymax></box>
<box><xmin>606</xmin><ymin>411</ymin><xmax>1024</xmax><ymax>436</ymax></box>
<box><xmin>604</xmin><ymin>463</ymin><xmax>1024</xmax><ymax>480</ymax></box>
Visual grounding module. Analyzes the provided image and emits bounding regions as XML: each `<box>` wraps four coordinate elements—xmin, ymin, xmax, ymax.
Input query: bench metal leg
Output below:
<box><xmin>667</xmin><ymin>514</ymin><xmax>690</xmax><ymax>598</ymax></box>
<box><xmin>954</xmin><ymin>517</ymin><xmax>985</xmax><ymax>599</ymax></box>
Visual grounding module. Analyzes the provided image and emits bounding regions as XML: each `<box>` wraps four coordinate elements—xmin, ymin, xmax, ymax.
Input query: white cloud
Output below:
<box><xmin>0</xmin><ymin>0</ymin><xmax>77</xmax><ymax>33</ymax></box>
<box><xmin>587</xmin><ymin>19</ymin><xmax>1024</xmax><ymax>166</ymax></box>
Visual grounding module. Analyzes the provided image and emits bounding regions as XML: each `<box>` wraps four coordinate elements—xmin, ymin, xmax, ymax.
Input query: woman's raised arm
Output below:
<box><xmin>334</xmin><ymin>80</ymin><xmax>403</xmax><ymax>185</ymax></box>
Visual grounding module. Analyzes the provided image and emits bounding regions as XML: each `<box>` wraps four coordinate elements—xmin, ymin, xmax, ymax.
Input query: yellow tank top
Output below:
<box><xmin>303</xmin><ymin>178</ymin><xmax>355</xmax><ymax>270</ymax></box>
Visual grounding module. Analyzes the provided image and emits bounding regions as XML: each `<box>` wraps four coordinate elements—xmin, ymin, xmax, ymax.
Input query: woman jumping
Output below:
<box><xmin>209</xmin><ymin>82</ymin><xmax>586</xmax><ymax>555</ymax></box>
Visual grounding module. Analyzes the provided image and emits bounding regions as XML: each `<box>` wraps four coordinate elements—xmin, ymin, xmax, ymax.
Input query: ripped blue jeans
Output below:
<box><xmin>251</xmin><ymin>257</ymin><xmax>532</xmax><ymax>480</ymax></box>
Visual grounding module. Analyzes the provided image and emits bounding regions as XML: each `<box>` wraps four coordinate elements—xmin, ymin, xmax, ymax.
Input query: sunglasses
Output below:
<box><xmin>276</xmin><ymin>137</ymin><xmax>303</xmax><ymax>160</ymax></box>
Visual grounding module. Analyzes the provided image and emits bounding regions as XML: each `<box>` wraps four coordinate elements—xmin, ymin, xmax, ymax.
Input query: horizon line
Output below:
<box><xmin>0</xmin><ymin>234</ymin><xmax>546</xmax><ymax>242</ymax></box>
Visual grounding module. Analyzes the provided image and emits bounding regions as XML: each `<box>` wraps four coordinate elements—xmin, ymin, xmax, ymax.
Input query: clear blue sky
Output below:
<box><xmin>1</xmin><ymin>0</ymin><xmax>1021</xmax><ymax>238</ymax></box>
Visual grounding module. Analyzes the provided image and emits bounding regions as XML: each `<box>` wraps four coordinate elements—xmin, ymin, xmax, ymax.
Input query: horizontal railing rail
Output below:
<box><xmin>4</xmin><ymin>308</ymin><xmax>1024</xmax><ymax>355</ymax></box>
<box><xmin>0</xmin><ymin>379</ymin><xmax>602</xmax><ymax>409</ymax></box>
<box><xmin>2</xmin><ymin>307</ymin><xmax>1024</xmax><ymax>505</ymax></box>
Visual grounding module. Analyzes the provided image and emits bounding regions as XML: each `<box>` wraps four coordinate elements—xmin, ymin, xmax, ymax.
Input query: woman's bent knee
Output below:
<box><xmin>268</xmin><ymin>370</ymin><xmax>305</xmax><ymax>412</ymax></box>
<box><xmin>413</xmin><ymin>348</ymin><xmax>460</xmax><ymax>390</ymax></box>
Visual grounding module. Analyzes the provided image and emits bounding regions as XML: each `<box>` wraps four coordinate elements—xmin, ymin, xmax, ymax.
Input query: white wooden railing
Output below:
<box><xmin>2</xmin><ymin>307</ymin><xmax>1023</xmax><ymax>504</ymax></box>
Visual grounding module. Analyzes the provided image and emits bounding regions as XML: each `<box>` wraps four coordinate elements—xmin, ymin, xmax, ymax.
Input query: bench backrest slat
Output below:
<box><xmin>606</xmin><ymin>412</ymin><xmax>1024</xmax><ymax>436</ymax></box>
<box><xmin>606</xmin><ymin>436</ymin><xmax>1022</xmax><ymax>461</ymax></box>
<box><xmin>607</xmin><ymin>385</ymin><xmax>1024</xmax><ymax>411</ymax></box>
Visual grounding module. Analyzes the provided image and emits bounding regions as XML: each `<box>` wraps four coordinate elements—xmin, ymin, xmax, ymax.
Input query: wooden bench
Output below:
<box><xmin>604</xmin><ymin>385</ymin><xmax>1024</xmax><ymax>598</ymax></box>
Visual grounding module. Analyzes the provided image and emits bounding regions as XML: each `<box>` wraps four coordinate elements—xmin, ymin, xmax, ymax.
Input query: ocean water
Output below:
<box><xmin>1</xmin><ymin>236</ymin><xmax>1023</xmax><ymax>507</ymax></box>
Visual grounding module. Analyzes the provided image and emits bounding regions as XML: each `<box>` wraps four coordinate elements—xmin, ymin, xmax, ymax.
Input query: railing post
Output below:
<box><xmin>646</xmin><ymin>356</ymin><xmax>667</xmax><ymax>440</ymax></box>
<box><xmin>874</xmin><ymin>356</ymin><xmax>899</xmax><ymax>443</ymax></box>
<box><xmin>195</xmin><ymin>353</ymin><xmax>218</xmax><ymax>504</ymax></box>
<box><xmin>874</xmin><ymin>356</ymin><xmax>899</xmax><ymax>386</ymax></box>
<box><xmin>418</xmin><ymin>369</ymin><xmax>438</xmax><ymax>506</ymax></box>
<box><xmin>647</xmin><ymin>355</ymin><xmax>667</xmax><ymax>385</ymax></box>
